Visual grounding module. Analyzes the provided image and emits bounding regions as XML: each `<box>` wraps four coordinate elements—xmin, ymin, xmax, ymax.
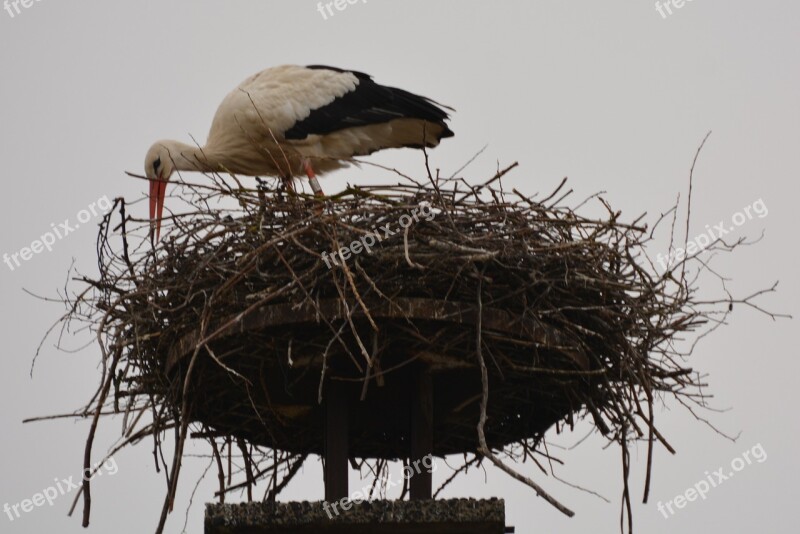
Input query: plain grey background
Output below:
<box><xmin>1</xmin><ymin>1</ymin><xmax>797</xmax><ymax>533</ymax></box>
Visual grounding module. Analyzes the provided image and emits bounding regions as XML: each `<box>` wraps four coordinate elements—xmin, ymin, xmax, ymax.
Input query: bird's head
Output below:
<box><xmin>144</xmin><ymin>141</ymin><xmax>177</xmax><ymax>240</ymax></box>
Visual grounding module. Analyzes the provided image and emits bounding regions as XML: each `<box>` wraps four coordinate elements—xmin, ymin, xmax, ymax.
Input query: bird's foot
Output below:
<box><xmin>302</xmin><ymin>159</ymin><xmax>326</xmax><ymax>215</ymax></box>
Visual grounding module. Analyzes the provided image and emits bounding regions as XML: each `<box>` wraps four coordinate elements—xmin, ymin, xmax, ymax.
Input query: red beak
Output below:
<box><xmin>149</xmin><ymin>179</ymin><xmax>167</xmax><ymax>240</ymax></box>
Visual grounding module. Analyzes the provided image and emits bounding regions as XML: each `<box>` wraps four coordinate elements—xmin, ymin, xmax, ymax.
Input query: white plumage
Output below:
<box><xmin>144</xmin><ymin>64</ymin><xmax>454</xmax><ymax>238</ymax></box>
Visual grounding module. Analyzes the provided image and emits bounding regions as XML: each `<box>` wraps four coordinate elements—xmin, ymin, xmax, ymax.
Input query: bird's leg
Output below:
<box><xmin>303</xmin><ymin>159</ymin><xmax>325</xmax><ymax>197</ymax></box>
<box><xmin>303</xmin><ymin>159</ymin><xmax>325</xmax><ymax>215</ymax></box>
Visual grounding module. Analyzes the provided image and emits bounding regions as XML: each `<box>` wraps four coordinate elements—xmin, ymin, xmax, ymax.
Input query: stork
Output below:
<box><xmin>144</xmin><ymin>64</ymin><xmax>454</xmax><ymax>238</ymax></box>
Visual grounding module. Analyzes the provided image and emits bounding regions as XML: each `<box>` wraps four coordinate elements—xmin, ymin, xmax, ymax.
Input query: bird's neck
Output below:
<box><xmin>162</xmin><ymin>140</ymin><xmax>212</xmax><ymax>172</ymax></box>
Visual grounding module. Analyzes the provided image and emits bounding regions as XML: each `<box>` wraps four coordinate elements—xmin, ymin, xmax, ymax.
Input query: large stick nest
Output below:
<box><xmin>41</xmin><ymin>158</ymin><xmax>778</xmax><ymax>532</ymax></box>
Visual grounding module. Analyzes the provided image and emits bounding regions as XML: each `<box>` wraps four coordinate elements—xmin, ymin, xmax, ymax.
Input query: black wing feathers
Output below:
<box><xmin>284</xmin><ymin>65</ymin><xmax>454</xmax><ymax>140</ymax></box>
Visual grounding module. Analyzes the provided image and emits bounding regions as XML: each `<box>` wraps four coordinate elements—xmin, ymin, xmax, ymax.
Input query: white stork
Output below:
<box><xmin>144</xmin><ymin>64</ymin><xmax>454</xmax><ymax>238</ymax></box>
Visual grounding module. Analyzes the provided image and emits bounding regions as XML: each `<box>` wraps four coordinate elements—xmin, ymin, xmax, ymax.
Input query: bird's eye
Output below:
<box><xmin>153</xmin><ymin>157</ymin><xmax>162</xmax><ymax>173</ymax></box>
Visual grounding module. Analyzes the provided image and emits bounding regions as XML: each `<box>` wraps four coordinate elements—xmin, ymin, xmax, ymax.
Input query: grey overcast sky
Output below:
<box><xmin>1</xmin><ymin>1</ymin><xmax>798</xmax><ymax>533</ymax></box>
